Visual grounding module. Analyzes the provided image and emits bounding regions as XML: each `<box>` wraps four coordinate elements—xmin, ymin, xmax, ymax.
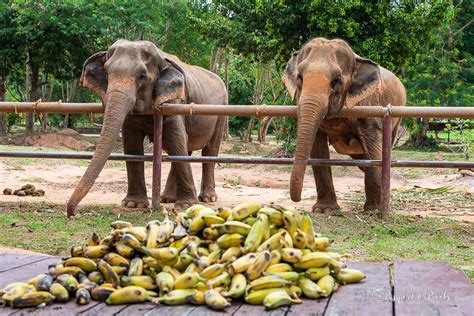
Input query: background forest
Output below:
<box><xmin>0</xmin><ymin>0</ymin><xmax>472</xmax><ymax>151</ymax></box>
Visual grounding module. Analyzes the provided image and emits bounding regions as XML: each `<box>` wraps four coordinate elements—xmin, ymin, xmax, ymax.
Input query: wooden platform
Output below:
<box><xmin>0</xmin><ymin>253</ymin><xmax>472</xmax><ymax>315</ymax></box>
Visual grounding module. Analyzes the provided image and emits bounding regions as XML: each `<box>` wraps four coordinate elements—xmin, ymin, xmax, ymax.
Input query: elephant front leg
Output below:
<box><xmin>122</xmin><ymin>119</ymin><xmax>149</xmax><ymax>208</ymax></box>
<box><xmin>160</xmin><ymin>164</ymin><xmax>178</xmax><ymax>203</ymax></box>
<box><xmin>163</xmin><ymin>117</ymin><xmax>198</xmax><ymax>208</ymax></box>
<box><xmin>311</xmin><ymin>132</ymin><xmax>340</xmax><ymax>212</ymax></box>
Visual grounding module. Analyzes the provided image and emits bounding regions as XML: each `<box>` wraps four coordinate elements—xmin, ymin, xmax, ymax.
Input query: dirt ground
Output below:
<box><xmin>0</xmin><ymin>131</ymin><xmax>472</xmax><ymax>222</ymax></box>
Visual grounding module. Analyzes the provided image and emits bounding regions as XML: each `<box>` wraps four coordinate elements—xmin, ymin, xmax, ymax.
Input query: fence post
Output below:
<box><xmin>381</xmin><ymin>106</ymin><xmax>393</xmax><ymax>220</ymax></box>
<box><xmin>152</xmin><ymin>112</ymin><xmax>163</xmax><ymax>209</ymax></box>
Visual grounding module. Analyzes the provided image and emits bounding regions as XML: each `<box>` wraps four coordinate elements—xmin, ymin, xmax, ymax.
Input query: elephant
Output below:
<box><xmin>282</xmin><ymin>38</ymin><xmax>406</xmax><ymax>212</ymax></box>
<box><xmin>66</xmin><ymin>39</ymin><xmax>227</xmax><ymax>216</ymax></box>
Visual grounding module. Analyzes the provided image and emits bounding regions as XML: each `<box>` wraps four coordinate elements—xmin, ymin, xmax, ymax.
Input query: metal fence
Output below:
<box><xmin>0</xmin><ymin>101</ymin><xmax>473</xmax><ymax>220</ymax></box>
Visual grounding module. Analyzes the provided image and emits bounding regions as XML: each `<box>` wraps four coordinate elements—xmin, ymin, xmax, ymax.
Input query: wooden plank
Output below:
<box><xmin>144</xmin><ymin>304</ymin><xmax>199</xmax><ymax>316</ymax></box>
<box><xmin>233</xmin><ymin>302</ymin><xmax>289</xmax><ymax>316</ymax></box>
<box><xmin>115</xmin><ymin>302</ymin><xmax>156</xmax><ymax>315</ymax></box>
<box><xmin>191</xmin><ymin>301</ymin><xmax>242</xmax><ymax>316</ymax></box>
<box><xmin>324</xmin><ymin>262</ymin><xmax>392</xmax><ymax>316</ymax></box>
<box><xmin>394</xmin><ymin>260</ymin><xmax>474</xmax><ymax>316</ymax></box>
<box><xmin>0</xmin><ymin>254</ymin><xmax>53</xmax><ymax>273</ymax></box>
<box><xmin>287</xmin><ymin>298</ymin><xmax>329</xmax><ymax>316</ymax></box>
<box><xmin>5</xmin><ymin>301</ymin><xmax>101</xmax><ymax>316</ymax></box>
<box><xmin>0</xmin><ymin>257</ymin><xmax>60</xmax><ymax>289</ymax></box>
<box><xmin>79</xmin><ymin>302</ymin><xmax>130</xmax><ymax>315</ymax></box>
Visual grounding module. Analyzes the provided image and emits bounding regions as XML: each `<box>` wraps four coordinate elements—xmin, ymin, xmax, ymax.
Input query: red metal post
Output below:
<box><xmin>152</xmin><ymin>112</ymin><xmax>163</xmax><ymax>209</ymax></box>
<box><xmin>381</xmin><ymin>111</ymin><xmax>393</xmax><ymax>221</ymax></box>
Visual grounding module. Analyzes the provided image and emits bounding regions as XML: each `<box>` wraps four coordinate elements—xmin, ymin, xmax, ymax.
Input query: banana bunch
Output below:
<box><xmin>1</xmin><ymin>202</ymin><xmax>365</xmax><ymax>311</ymax></box>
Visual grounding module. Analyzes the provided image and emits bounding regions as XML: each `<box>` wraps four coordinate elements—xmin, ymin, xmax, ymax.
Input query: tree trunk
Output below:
<box><xmin>246</xmin><ymin>117</ymin><xmax>255</xmax><ymax>142</ymax></box>
<box><xmin>0</xmin><ymin>75</ymin><xmax>7</xmax><ymax>134</ymax></box>
<box><xmin>26</xmin><ymin>56</ymin><xmax>39</xmax><ymax>133</ymax></box>
<box><xmin>410</xmin><ymin>119</ymin><xmax>431</xmax><ymax>147</ymax></box>
<box><xmin>223</xmin><ymin>58</ymin><xmax>230</xmax><ymax>140</ymax></box>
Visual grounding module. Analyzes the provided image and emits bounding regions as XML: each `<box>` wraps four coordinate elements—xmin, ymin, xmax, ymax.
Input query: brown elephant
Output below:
<box><xmin>282</xmin><ymin>38</ymin><xmax>406</xmax><ymax>212</ymax></box>
<box><xmin>66</xmin><ymin>39</ymin><xmax>227</xmax><ymax>216</ymax></box>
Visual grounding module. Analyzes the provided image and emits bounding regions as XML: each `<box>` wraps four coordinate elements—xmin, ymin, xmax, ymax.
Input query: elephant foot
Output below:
<box><xmin>364</xmin><ymin>202</ymin><xmax>381</xmax><ymax>211</ymax></box>
<box><xmin>160</xmin><ymin>193</ymin><xmax>177</xmax><ymax>203</ymax></box>
<box><xmin>121</xmin><ymin>195</ymin><xmax>149</xmax><ymax>208</ymax></box>
<box><xmin>312</xmin><ymin>202</ymin><xmax>340</xmax><ymax>213</ymax></box>
<box><xmin>199</xmin><ymin>190</ymin><xmax>218</xmax><ymax>203</ymax></box>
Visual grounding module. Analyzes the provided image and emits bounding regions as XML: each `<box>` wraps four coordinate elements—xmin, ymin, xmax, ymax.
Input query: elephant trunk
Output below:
<box><xmin>290</xmin><ymin>79</ymin><xmax>329</xmax><ymax>202</ymax></box>
<box><xmin>67</xmin><ymin>91</ymin><xmax>133</xmax><ymax>216</ymax></box>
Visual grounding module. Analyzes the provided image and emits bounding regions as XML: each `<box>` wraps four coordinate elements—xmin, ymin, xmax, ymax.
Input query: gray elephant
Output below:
<box><xmin>282</xmin><ymin>38</ymin><xmax>406</xmax><ymax>212</ymax></box>
<box><xmin>67</xmin><ymin>39</ymin><xmax>227</xmax><ymax>216</ymax></box>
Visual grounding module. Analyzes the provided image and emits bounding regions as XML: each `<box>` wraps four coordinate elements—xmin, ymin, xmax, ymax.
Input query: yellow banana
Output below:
<box><xmin>244</xmin><ymin>214</ymin><xmax>267</xmax><ymax>252</ymax></box>
<box><xmin>128</xmin><ymin>257</ymin><xmax>143</xmax><ymax>276</ymax></box>
<box><xmin>121</xmin><ymin>233</ymin><xmax>143</xmax><ymax>250</ymax></box>
<box><xmin>306</xmin><ymin>266</ymin><xmax>331</xmax><ymax>281</ymax></box>
<box><xmin>27</xmin><ymin>274</ymin><xmax>46</xmax><ymax>287</ymax></box>
<box><xmin>263</xmin><ymin>271</ymin><xmax>299</xmax><ymax>281</ymax></box>
<box><xmin>265</xmin><ymin>263</ymin><xmax>293</xmax><ymax>273</ymax></box>
<box><xmin>157</xmin><ymin>218</ymin><xmax>175</xmax><ymax>244</ymax></box>
<box><xmin>185</xmin><ymin>204</ymin><xmax>208</xmax><ymax>219</ymax></box>
<box><xmin>146</xmin><ymin>220</ymin><xmax>161</xmax><ymax>248</ymax></box>
<box><xmin>202</xmin><ymin>214</ymin><xmax>225</xmax><ymax>225</ymax></box>
<box><xmin>221</xmin><ymin>246</ymin><xmax>244</xmax><ymax>262</ymax></box>
<box><xmin>51</xmin><ymin>266</ymin><xmax>85</xmax><ymax>278</ymax></box>
<box><xmin>99</xmin><ymin>235</ymin><xmax>115</xmax><ymax>247</ymax></box>
<box><xmin>88</xmin><ymin>271</ymin><xmax>104</xmax><ymax>284</ymax></box>
<box><xmin>257</xmin><ymin>230</ymin><xmax>286</xmax><ymax>252</ymax></box>
<box><xmin>246</xmin><ymin>251</ymin><xmax>271</xmax><ymax>280</ymax></box>
<box><xmin>217</xmin><ymin>233</ymin><xmax>245</xmax><ymax>249</ymax></box>
<box><xmin>70</xmin><ymin>245</ymin><xmax>84</xmax><ymax>257</ymax></box>
<box><xmin>280</xmin><ymin>248</ymin><xmax>303</xmax><ymax>263</ymax></box>
<box><xmin>11</xmin><ymin>291</ymin><xmax>55</xmax><ymax>308</ymax></box>
<box><xmin>156</xmin><ymin>271</ymin><xmax>174</xmax><ymax>294</ymax></box>
<box><xmin>245</xmin><ymin>288</ymin><xmax>296</xmax><ymax>305</ymax></box>
<box><xmin>86</xmin><ymin>232</ymin><xmax>101</xmax><ymax>246</ymax></box>
<box><xmin>55</xmin><ymin>274</ymin><xmax>79</xmax><ymax>292</ymax></box>
<box><xmin>269</xmin><ymin>250</ymin><xmax>281</xmax><ymax>265</ymax></box>
<box><xmin>231</xmin><ymin>201</ymin><xmax>262</xmax><ymax>220</ymax></box>
<box><xmin>115</xmin><ymin>240</ymin><xmax>135</xmax><ymax>258</ymax></box>
<box><xmin>204</xmin><ymin>289</ymin><xmax>230</xmax><ymax>310</ymax></box>
<box><xmin>212</xmin><ymin>221</ymin><xmax>252</xmax><ymax>235</ymax></box>
<box><xmin>189</xmin><ymin>208</ymin><xmax>216</xmax><ymax>233</ymax></box>
<box><xmin>200</xmin><ymin>263</ymin><xmax>227</xmax><ymax>279</ymax></box>
<box><xmin>329</xmin><ymin>258</ymin><xmax>346</xmax><ymax>273</ymax></box>
<box><xmin>202</xmin><ymin>227</ymin><xmax>220</xmax><ymax>240</ymax></box>
<box><xmin>174</xmin><ymin>272</ymin><xmax>206</xmax><ymax>289</ymax></box>
<box><xmin>49</xmin><ymin>282</ymin><xmax>69</xmax><ymax>303</ymax></box>
<box><xmin>116</xmin><ymin>226</ymin><xmax>148</xmax><ymax>242</ymax></box>
<box><xmin>282</xmin><ymin>211</ymin><xmax>298</xmax><ymax>236</ymax></box>
<box><xmin>76</xmin><ymin>288</ymin><xmax>91</xmax><ymax>305</ymax></box>
<box><xmin>91</xmin><ymin>286</ymin><xmax>115</xmax><ymax>302</ymax></box>
<box><xmin>228</xmin><ymin>253</ymin><xmax>256</xmax><ymax>275</ymax></box>
<box><xmin>316</xmin><ymin>275</ymin><xmax>336</xmax><ymax>297</ymax></box>
<box><xmin>294</xmin><ymin>252</ymin><xmax>332</xmax><ymax>269</ymax></box>
<box><xmin>217</xmin><ymin>206</ymin><xmax>232</xmax><ymax>220</ymax></box>
<box><xmin>298</xmin><ymin>277</ymin><xmax>324</xmax><ymax>299</ymax></box>
<box><xmin>313</xmin><ymin>237</ymin><xmax>332</xmax><ymax>251</ymax></box>
<box><xmin>141</xmin><ymin>246</ymin><xmax>178</xmax><ymax>261</ymax></box>
<box><xmin>84</xmin><ymin>245</ymin><xmax>111</xmax><ymax>259</ymax></box>
<box><xmin>258</xmin><ymin>207</ymin><xmax>283</xmax><ymax>226</ymax></box>
<box><xmin>1</xmin><ymin>283</ymin><xmax>36</xmax><ymax>304</ymax></box>
<box><xmin>97</xmin><ymin>259</ymin><xmax>120</xmax><ymax>287</ymax></box>
<box><xmin>64</xmin><ymin>257</ymin><xmax>97</xmax><ymax>273</ymax></box>
<box><xmin>206</xmin><ymin>272</ymin><xmax>231</xmax><ymax>289</ymax></box>
<box><xmin>36</xmin><ymin>274</ymin><xmax>54</xmax><ymax>291</ymax></box>
<box><xmin>243</xmin><ymin>216</ymin><xmax>257</xmax><ymax>226</ymax></box>
<box><xmin>121</xmin><ymin>275</ymin><xmax>157</xmax><ymax>290</ymax></box>
<box><xmin>223</xmin><ymin>273</ymin><xmax>246</xmax><ymax>298</ymax></box>
<box><xmin>162</xmin><ymin>266</ymin><xmax>181</xmax><ymax>279</ymax></box>
<box><xmin>104</xmin><ymin>252</ymin><xmax>130</xmax><ymax>268</ymax></box>
<box><xmin>282</xmin><ymin>229</ymin><xmax>294</xmax><ymax>248</ymax></box>
<box><xmin>154</xmin><ymin>289</ymin><xmax>199</xmax><ymax>305</ymax></box>
<box><xmin>335</xmin><ymin>268</ymin><xmax>366</xmax><ymax>284</ymax></box>
<box><xmin>106</xmin><ymin>286</ymin><xmax>155</xmax><ymax>304</ymax></box>
<box><xmin>293</xmin><ymin>229</ymin><xmax>308</xmax><ymax>249</ymax></box>
<box><xmin>300</xmin><ymin>213</ymin><xmax>316</xmax><ymax>250</ymax></box>
<box><xmin>248</xmin><ymin>275</ymin><xmax>292</xmax><ymax>291</ymax></box>
<box><xmin>110</xmin><ymin>220</ymin><xmax>132</xmax><ymax>229</ymax></box>
<box><xmin>264</xmin><ymin>290</ymin><xmax>301</xmax><ymax>310</ymax></box>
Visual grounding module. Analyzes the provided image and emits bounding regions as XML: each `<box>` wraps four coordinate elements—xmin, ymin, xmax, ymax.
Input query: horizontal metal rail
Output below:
<box><xmin>0</xmin><ymin>102</ymin><xmax>473</xmax><ymax>118</ymax></box>
<box><xmin>0</xmin><ymin>151</ymin><xmax>473</xmax><ymax>168</ymax></box>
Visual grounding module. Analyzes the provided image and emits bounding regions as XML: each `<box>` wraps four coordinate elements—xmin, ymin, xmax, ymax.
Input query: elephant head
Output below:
<box><xmin>67</xmin><ymin>39</ymin><xmax>186</xmax><ymax>216</ymax></box>
<box><xmin>282</xmin><ymin>38</ymin><xmax>383</xmax><ymax>202</ymax></box>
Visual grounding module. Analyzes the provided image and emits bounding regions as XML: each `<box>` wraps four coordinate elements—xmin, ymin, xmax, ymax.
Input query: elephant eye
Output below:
<box><xmin>331</xmin><ymin>78</ymin><xmax>343</xmax><ymax>91</ymax></box>
<box><xmin>139</xmin><ymin>73</ymin><xmax>147</xmax><ymax>81</ymax></box>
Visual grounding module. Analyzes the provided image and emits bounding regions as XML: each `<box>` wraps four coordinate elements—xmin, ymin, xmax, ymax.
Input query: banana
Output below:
<box><xmin>202</xmin><ymin>214</ymin><xmax>225</xmax><ymax>225</ymax></box>
<box><xmin>204</xmin><ymin>289</ymin><xmax>230</xmax><ymax>310</ymax></box>
<box><xmin>1</xmin><ymin>283</ymin><xmax>36</xmax><ymax>304</ymax></box>
<box><xmin>116</xmin><ymin>226</ymin><xmax>148</xmax><ymax>242</ymax></box>
<box><xmin>206</xmin><ymin>272</ymin><xmax>231</xmax><ymax>289</ymax></box>
<box><xmin>106</xmin><ymin>286</ymin><xmax>155</xmax><ymax>305</ymax></box>
<box><xmin>186</xmin><ymin>242</ymin><xmax>199</xmax><ymax>258</ymax></box>
<box><xmin>157</xmin><ymin>218</ymin><xmax>175</xmax><ymax>244</ymax></box>
<box><xmin>174</xmin><ymin>272</ymin><xmax>206</xmax><ymax>289</ymax></box>
<box><xmin>111</xmin><ymin>220</ymin><xmax>132</xmax><ymax>229</ymax></box>
<box><xmin>306</xmin><ymin>266</ymin><xmax>331</xmax><ymax>281</ymax></box>
<box><xmin>221</xmin><ymin>247</ymin><xmax>244</xmax><ymax>262</ymax></box>
<box><xmin>27</xmin><ymin>273</ymin><xmax>46</xmax><ymax>287</ymax></box>
<box><xmin>154</xmin><ymin>289</ymin><xmax>199</xmax><ymax>305</ymax></box>
<box><xmin>282</xmin><ymin>211</ymin><xmax>298</xmax><ymax>236</ymax></box>
<box><xmin>294</xmin><ymin>252</ymin><xmax>332</xmax><ymax>269</ymax></box>
<box><xmin>217</xmin><ymin>233</ymin><xmax>245</xmax><ymax>249</ymax></box>
<box><xmin>212</xmin><ymin>221</ymin><xmax>252</xmax><ymax>235</ymax></box>
<box><xmin>245</xmin><ymin>288</ymin><xmax>294</xmax><ymax>305</ymax></box>
<box><xmin>223</xmin><ymin>273</ymin><xmax>246</xmax><ymax>298</ymax></box>
<box><xmin>263</xmin><ymin>271</ymin><xmax>299</xmax><ymax>281</ymax></box>
<box><xmin>288</xmin><ymin>285</ymin><xmax>302</xmax><ymax>298</ymax></box>
<box><xmin>228</xmin><ymin>253</ymin><xmax>256</xmax><ymax>275</ymax></box>
<box><xmin>217</xmin><ymin>206</ymin><xmax>232</xmax><ymax>220</ymax></box>
<box><xmin>269</xmin><ymin>250</ymin><xmax>281</xmax><ymax>265</ymax></box>
<box><xmin>243</xmin><ymin>216</ymin><xmax>257</xmax><ymax>226</ymax></box>
<box><xmin>121</xmin><ymin>275</ymin><xmax>157</xmax><ymax>290</ymax></box>
<box><xmin>71</xmin><ymin>245</ymin><xmax>84</xmax><ymax>257</ymax></box>
<box><xmin>36</xmin><ymin>274</ymin><xmax>54</xmax><ymax>291</ymax></box>
<box><xmin>51</xmin><ymin>266</ymin><xmax>85</xmax><ymax>278</ymax></box>
<box><xmin>244</xmin><ymin>214</ymin><xmax>267</xmax><ymax>252</ymax></box>
<box><xmin>162</xmin><ymin>266</ymin><xmax>181</xmax><ymax>280</ymax></box>
<box><xmin>231</xmin><ymin>201</ymin><xmax>261</xmax><ymax>220</ymax></box>
<box><xmin>282</xmin><ymin>230</ymin><xmax>294</xmax><ymax>248</ymax></box>
<box><xmin>261</xmin><ymin>211</ymin><xmax>270</xmax><ymax>241</ymax></box>
<box><xmin>189</xmin><ymin>290</ymin><xmax>206</xmax><ymax>305</ymax></box>
<box><xmin>185</xmin><ymin>204</ymin><xmax>208</xmax><ymax>219</ymax></box>
<box><xmin>146</xmin><ymin>220</ymin><xmax>161</xmax><ymax>248</ymax></box>
<box><xmin>64</xmin><ymin>257</ymin><xmax>97</xmax><ymax>272</ymax></box>
<box><xmin>128</xmin><ymin>258</ymin><xmax>144</xmax><ymax>276</ymax></box>
<box><xmin>335</xmin><ymin>268</ymin><xmax>366</xmax><ymax>284</ymax></box>
<box><xmin>11</xmin><ymin>291</ymin><xmax>55</xmax><ymax>308</ymax></box>
<box><xmin>91</xmin><ymin>286</ymin><xmax>115</xmax><ymax>302</ymax></box>
<box><xmin>86</xmin><ymin>232</ymin><xmax>101</xmax><ymax>246</ymax></box>
<box><xmin>196</xmin><ymin>256</ymin><xmax>212</xmax><ymax>270</ymax></box>
<box><xmin>77</xmin><ymin>281</ymin><xmax>97</xmax><ymax>292</ymax></box>
<box><xmin>97</xmin><ymin>259</ymin><xmax>120</xmax><ymax>287</ymax></box>
<box><xmin>49</xmin><ymin>283</ymin><xmax>69</xmax><ymax>303</ymax></box>
<box><xmin>104</xmin><ymin>252</ymin><xmax>130</xmax><ymax>268</ymax></box>
<box><xmin>298</xmin><ymin>277</ymin><xmax>324</xmax><ymax>299</ymax></box>
<box><xmin>76</xmin><ymin>288</ymin><xmax>91</xmax><ymax>305</ymax></box>
<box><xmin>121</xmin><ymin>233</ymin><xmax>143</xmax><ymax>250</ymax></box>
<box><xmin>313</xmin><ymin>237</ymin><xmax>332</xmax><ymax>251</ymax></box>
<box><xmin>77</xmin><ymin>273</ymin><xmax>91</xmax><ymax>284</ymax></box>
<box><xmin>246</xmin><ymin>251</ymin><xmax>271</xmax><ymax>280</ymax></box>
<box><xmin>203</xmin><ymin>227</ymin><xmax>220</xmax><ymax>240</ymax></box>
<box><xmin>258</xmin><ymin>207</ymin><xmax>283</xmax><ymax>226</ymax></box>
<box><xmin>100</xmin><ymin>235</ymin><xmax>115</xmax><ymax>247</ymax></box>
<box><xmin>257</xmin><ymin>230</ymin><xmax>286</xmax><ymax>252</ymax></box>
<box><xmin>156</xmin><ymin>272</ymin><xmax>174</xmax><ymax>294</ymax></box>
<box><xmin>293</xmin><ymin>229</ymin><xmax>308</xmax><ymax>249</ymax></box>
<box><xmin>208</xmin><ymin>249</ymin><xmax>222</xmax><ymax>261</ymax></box>
<box><xmin>200</xmin><ymin>263</ymin><xmax>227</xmax><ymax>279</ymax></box>
<box><xmin>88</xmin><ymin>271</ymin><xmax>104</xmax><ymax>284</ymax></box>
<box><xmin>111</xmin><ymin>265</ymin><xmax>127</xmax><ymax>276</ymax></box>
<box><xmin>280</xmin><ymin>248</ymin><xmax>303</xmax><ymax>263</ymax></box>
<box><xmin>56</xmin><ymin>274</ymin><xmax>79</xmax><ymax>292</ymax></box>
<box><xmin>263</xmin><ymin>290</ymin><xmax>301</xmax><ymax>309</ymax></box>
<box><xmin>248</xmin><ymin>275</ymin><xmax>292</xmax><ymax>291</ymax></box>
<box><xmin>266</xmin><ymin>263</ymin><xmax>293</xmax><ymax>273</ymax></box>
<box><xmin>189</xmin><ymin>208</ymin><xmax>216</xmax><ymax>233</ymax></box>
<box><xmin>140</xmin><ymin>247</ymin><xmax>179</xmax><ymax>261</ymax></box>
<box><xmin>115</xmin><ymin>240</ymin><xmax>135</xmax><ymax>258</ymax></box>
<box><xmin>316</xmin><ymin>275</ymin><xmax>335</xmax><ymax>297</ymax></box>
<box><xmin>329</xmin><ymin>258</ymin><xmax>346</xmax><ymax>273</ymax></box>
<box><xmin>84</xmin><ymin>245</ymin><xmax>111</xmax><ymax>259</ymax></box>
<box><xmin>300</xmin><ymin>213</ymin><xmax>316</xmax><ymax>250</ymax></box>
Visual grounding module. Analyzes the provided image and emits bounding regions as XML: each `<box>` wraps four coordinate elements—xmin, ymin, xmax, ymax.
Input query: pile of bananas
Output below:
<box><xmin>0</xmin><ymin>202</ymin><xmax>365</xmax><ymax>310</ymax></box>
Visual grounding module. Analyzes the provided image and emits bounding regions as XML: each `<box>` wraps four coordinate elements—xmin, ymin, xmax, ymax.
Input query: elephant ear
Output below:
<box><xmin>346</xmin><ymin>55</ymin><xmax>382</xmax><ymax>108</ymax></box>
<box><xmin>80</xmin><ymin>51</ymin><xmax>107</xmax><ymax>104</ymax></box>
<box><xmin>153</xmin><ymin>58</ymin><xmax>186</xmax><ymax>106</ymax></box>
<box><xmin>282</xmin><ymin>51</ymin><xmax>300</xmax><ymax>102</ymax></box>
